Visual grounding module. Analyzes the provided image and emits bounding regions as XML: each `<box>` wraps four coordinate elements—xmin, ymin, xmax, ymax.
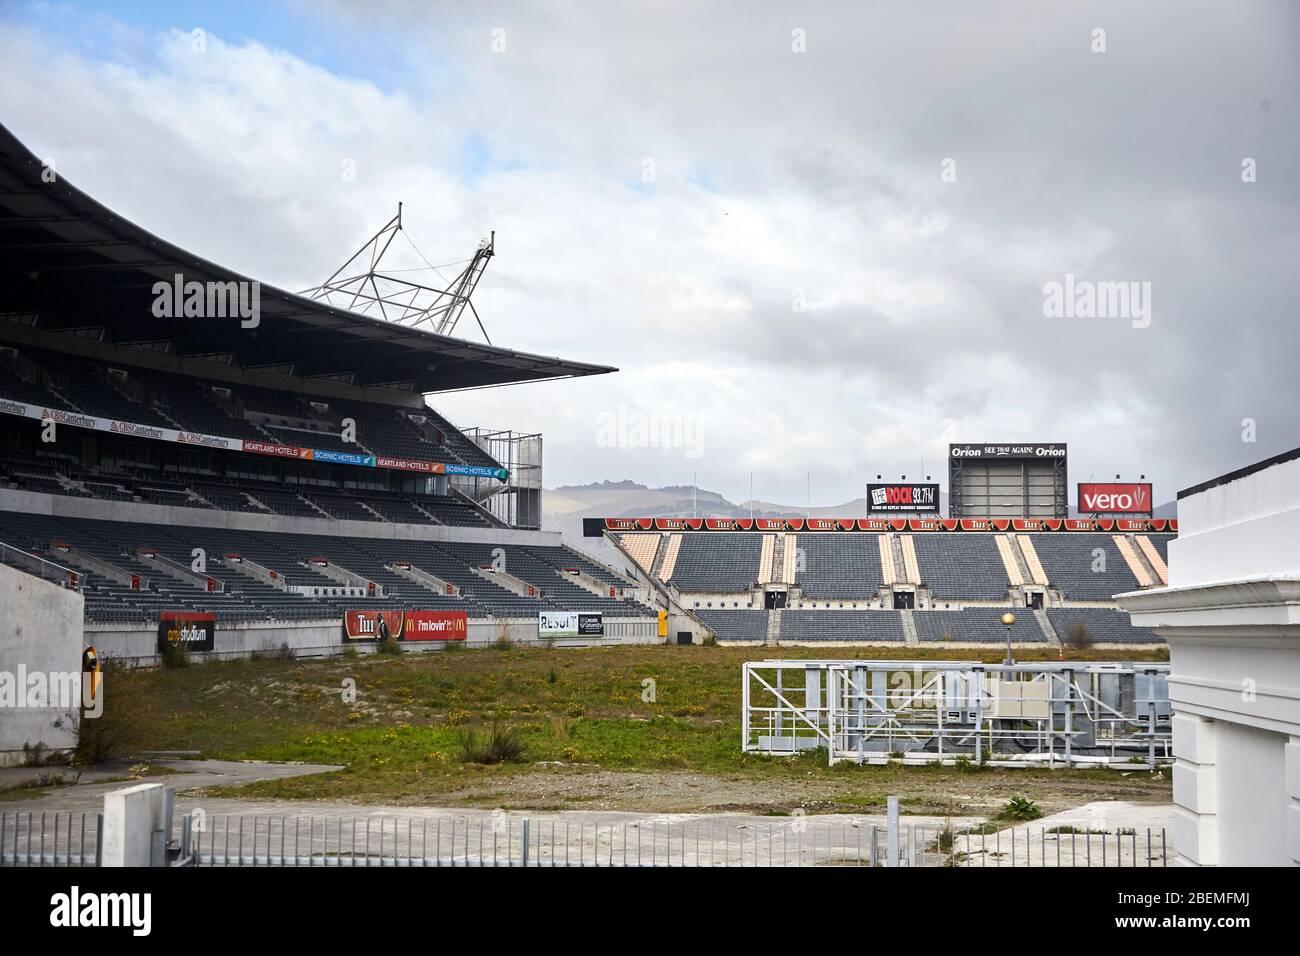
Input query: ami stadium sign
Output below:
<box><xmin>0</xmin><ymin>398</ymin><xmax>508</xmax><ymax>481</ymax></box>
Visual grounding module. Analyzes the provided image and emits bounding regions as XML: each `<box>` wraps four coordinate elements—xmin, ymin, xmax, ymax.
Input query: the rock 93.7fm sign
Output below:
<box><xmin>866</xmin><ymin>483</ymin><xmax>940</xmax><ymax>514</ymax></box>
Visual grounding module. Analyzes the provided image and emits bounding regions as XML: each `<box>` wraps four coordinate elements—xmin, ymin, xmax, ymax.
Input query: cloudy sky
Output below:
<box><xmin>2</xmin><ymin>1</ymin><xmax>1297</xmax><ymax>506</ymax></box>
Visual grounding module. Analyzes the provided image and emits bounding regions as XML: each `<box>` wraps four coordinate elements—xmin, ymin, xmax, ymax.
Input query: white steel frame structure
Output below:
<box><xmin>742</xmin><ymin>660</ymin><xmax>1171</xmax><ymax>767</ymax></box>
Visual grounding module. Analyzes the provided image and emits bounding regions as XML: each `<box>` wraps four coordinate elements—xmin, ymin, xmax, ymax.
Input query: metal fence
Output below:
<box><xmin>0</xmin><ymin>811</ymin><xmax>102</xmax><ymax>866</ymax></box>
<box><xmin>0</xmin><ymin>808</ymin><xmax>1168</xmax><ymax>868</ymax></box>
<box><xmin>744</xmin><ymin>659</ymin><xmax>1173</xmax><ymax>766</ymax></box>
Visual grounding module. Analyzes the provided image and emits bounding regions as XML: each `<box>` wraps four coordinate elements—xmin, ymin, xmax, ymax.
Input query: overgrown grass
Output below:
<box><xmin>90</xmin><ymin>643</ymin><xmax>1171</xmax><ymax>810</ymax></box>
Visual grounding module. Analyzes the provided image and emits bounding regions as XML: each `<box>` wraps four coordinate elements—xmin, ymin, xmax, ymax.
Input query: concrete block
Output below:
<box><xmin>102</xmin><ymin>783</ymin><xmax>166</xmax><ymax>867</ymax></box>
<box><xmin>1173</xmin><ymin>761</ymin><xmax>1216</xmax><ymax>814</ymax></box>
<box><xmin>1171</xmin><ymin>713</ymin><xmax>1215</xmax><ymax>764</ymax></box>
<box><xmin>1173</xmin><ymin>806</ymin><xmax>1217</xmax><ymax>867</ymax></box>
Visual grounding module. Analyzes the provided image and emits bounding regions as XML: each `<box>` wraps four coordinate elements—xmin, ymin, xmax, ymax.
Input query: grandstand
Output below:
<box><xmin>0</xmin><ymin>121</ymin><xmax>659</xmax><ymax>658</ymax></box>
<box><xmin>600</xmin><ymin>517</ymin><xmax>1175</xmax><ymax>647</ymax></box>
<box><xmin>0</xmin><ymin>117</ymin><xmax>1177</xmax><ymax>660</ymax></box>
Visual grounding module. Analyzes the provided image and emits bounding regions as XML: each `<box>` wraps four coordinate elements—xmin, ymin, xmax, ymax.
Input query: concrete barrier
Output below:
<box><xmin>101</xmin><ymin>783</ymin><xmax>166</xmax><ymax>867</ymax></box>
<box><xmin>0</xmin><ymin>562</ymin><xmax>83</xmax><ymax>766</ymax></box>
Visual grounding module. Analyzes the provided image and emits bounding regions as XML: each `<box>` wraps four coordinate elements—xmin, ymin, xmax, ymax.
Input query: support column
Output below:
<box><xmin>1286</xmin><ymin>736</ymin><xmax>1300</xmax><ymax>866</ymax></box>
<box><xmin>1171</xmin><ymin>713</ymin><xmax>1218</xmax><ymax>866</ymax></box>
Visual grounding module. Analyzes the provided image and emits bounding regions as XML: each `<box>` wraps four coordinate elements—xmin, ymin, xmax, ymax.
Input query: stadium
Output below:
<box><xmin>0</xmin><ymin>120</ymin><xmax>661</xmax><ymax>658</ymax></box>
<box><xmin>0</xmin><ymin>119</ymin><xmax>1171</xmax><ymax>662</ymax></box>
<box><xmin>0</xmin><ymin>115</ymin><xmax>1180</xmax><ymax>837</ymax></box>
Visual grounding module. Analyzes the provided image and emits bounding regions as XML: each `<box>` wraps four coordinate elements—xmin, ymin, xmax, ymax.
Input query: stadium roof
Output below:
<box><xmin>0</xmin><ymin>122</ymin><xmax>616</xmax><ymax>392</ymax></box>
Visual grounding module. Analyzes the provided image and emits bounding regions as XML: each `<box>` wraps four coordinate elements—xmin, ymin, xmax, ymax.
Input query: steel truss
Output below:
<box><xmin>742</xmin><ymin>660</ymin><xmax>1171</xmax><ymax>767</ymax></box>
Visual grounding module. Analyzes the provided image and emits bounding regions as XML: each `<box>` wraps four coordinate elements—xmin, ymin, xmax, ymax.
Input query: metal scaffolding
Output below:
<box><xmin>742</xmin><ymin>660</ymin><xmax>1171</xmax><ymax>766</ymax></box>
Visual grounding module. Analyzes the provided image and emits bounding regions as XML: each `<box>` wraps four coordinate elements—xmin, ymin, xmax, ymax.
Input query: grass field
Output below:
<box><xmin>91</xmin><ymin>643</ymin><xmax>1173</xmax><ymax>816</ymax></box>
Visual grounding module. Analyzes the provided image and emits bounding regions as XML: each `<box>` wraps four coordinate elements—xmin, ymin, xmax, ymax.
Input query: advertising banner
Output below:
<box><xmin>157</xmin><ymin>611</ymin><xmax>216</xmax><ymax>653</ymax></box>
<box><xmin>595</xmin><ymin>515</ymin><xmax>1173</xmax><ymax>533</ymax></box>
<box><xmin>244</xmin><ymin>440</ymin><xmax>313</xmax><ymax>459</ymax></box>
<box><xmin>538</xmin><ymin>611</ymin><xmax>604</xmax><ymax>638</ymax></box>
<box><xmin>374</xmin><ymin>456</ymin><xmax>437</xmax><ymax>473</ymax></box>
<box><xmin>311</xmin><ymin>449</ymin><xmax>377</xmax><ymax>467</ymax></box>
<box><xmin>1077</xmin><ymin>482</ymin><xmax>1153</xmax><ymax>515</ymax></box>
<box><xmin>0</xmin><ymin>399</ymin><xmax>509</xmax><ymax>480</ymax></box>
<box><xmin>343</xmin><ymin>609</ymin><xmax>405</xmax><ymax>641</ymax></box>
<box><xmin>949</xmin><ymin>443</ymin><xmax>1067</xmax><ymax>459</ymax></box>
<box><xmin>402</xmin><ymin>610</ymin><xmax>468</xmax><ymax>641</ymax></box>
<box><xmin>445</xmin><ymin>464</ymin><xmax>510</xmax><ymax>480</ymax></box>
<box><xmin>867</xmin><ymin>483</ymin><xmax>940</xmax><ymax>513</ymax></box>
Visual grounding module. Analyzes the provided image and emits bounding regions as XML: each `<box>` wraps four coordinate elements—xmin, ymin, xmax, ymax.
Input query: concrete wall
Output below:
<box><xmin>0</xmin><ymin>562</ymin><xmax>84</xmax><ymax>766</ymax></box>
<box><xmin>87</xmin><ymin>615</ymin><xmax>662</xmax><ymax>665</ymax></box>
<box><xmin>0</xmin><ymin>488</ymin><xmax>560</xmax><ymax>547</ymax></box>
<box><xmin>1120</xmin><ymin>447</ymin><xmax>1300</xmax><ymax>867</ymax></box>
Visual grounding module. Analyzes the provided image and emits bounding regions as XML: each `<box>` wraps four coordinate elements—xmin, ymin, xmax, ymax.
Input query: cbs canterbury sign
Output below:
<box><xmin>1078</xmin><ymin>482</ymin><xmax>1152</xmax><ymax>515</ymax></box>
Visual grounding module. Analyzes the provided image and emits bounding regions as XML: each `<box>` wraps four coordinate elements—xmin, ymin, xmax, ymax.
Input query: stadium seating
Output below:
<box><xmin>619</xmin><ymin>534</ymin><xmax>660</xmax><ymax>575</ymax></box>
<box><xmin>0</xmin><ymin>344</ymin><xmax>503</xmax><ymax>472</ymax></box>
<box><xmin>0</xmin><ymin>511</ymin><xmax>651</xmax><ymax>623</ymax></box>
<box><xmin>780</xmin><ymin>610</ymin><xmax>905</xmax><ymax>642</ymax></box>
<box><xmin>913</xmin><ymin>609</ymin><xmax>1045</xmax><ymax>643</ymax></box>
<box><xmin>911</xmin><ymin>534</ymin><xmax>1011</xmax><ymax>601</ymax></box>
<box><xmin>667</xmin><ymin>534</ymin><xmax>762</xmax><ymax>592</ymax></box>
<box><xmin>1047</xmin><ymin>607</ymin><xmax>1159</xmax><ymax>645</ymax></box>
<box><xmin>692</xmin><ymin>609</ymin><xmax>769</xmax><ymax>642</ymax></box>
<box><xmin>1027</xmin><ymin>533</ymin><xmax>1140</xmax><ymax>600</ymax></box>
<box><xmin>794</xmin><ymin>535</ymin><xmax>884</xmax><ymax>599</ymax></box>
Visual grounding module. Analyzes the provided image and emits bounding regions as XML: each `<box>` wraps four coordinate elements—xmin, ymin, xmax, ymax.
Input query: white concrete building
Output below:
<box><xmin>1120</xmin><ymin>446</ymin><xmax>1300</xmax><ymax>866</ymax></box>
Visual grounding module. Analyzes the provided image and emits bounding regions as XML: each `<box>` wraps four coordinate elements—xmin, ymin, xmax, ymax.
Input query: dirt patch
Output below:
<box><xmin>407</xmin><ymin>764</ymin><xmax>1170</xmax><ymax>816</ymax></box>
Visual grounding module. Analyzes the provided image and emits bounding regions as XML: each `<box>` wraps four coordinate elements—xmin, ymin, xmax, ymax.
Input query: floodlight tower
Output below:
<box><xmin>301</xmin><ymin>203</ymin><xmax>495</xmax><ymax>342</ymax></box>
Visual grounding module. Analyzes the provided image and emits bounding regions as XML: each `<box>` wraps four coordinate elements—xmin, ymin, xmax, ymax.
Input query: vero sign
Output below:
<box><xmin>1078</xmin><ymin>482</ymin><xmax>1152</xmax><ymax>515</ymax></box>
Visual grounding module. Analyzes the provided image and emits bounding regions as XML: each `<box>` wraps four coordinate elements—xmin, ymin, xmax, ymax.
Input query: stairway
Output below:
<box><xmin>780</xmin><ymin>533</ymin><xmax>798</xmax><ymax>583</ymax></box>
<box><xmin>241</xmin><ymin>492</ymin><xmax>274</xmax><ymax>514</ymax></box>
<box><xmin>760</xmin><ymin>534</ymin><xmax>778</xmax><ymax>583</ymax></box>
<box><xmin>765</xmin><ymin>607</ymin><xmax>782</xmax><ymax>645</ymax></box>
<box><xmin>1134</xmin><ymin>535</ymin><xmax>1169</xmax><ymax>585</ymax></box>
<box><xmin>1034</xmin><ymin>608</ymin><xmax>1062</xmax><ymax>646</ymax></box>
<box><xmin>1112</xmin><ymin>535</ymin><xmax>1155</xmax><ymax>587</ymax></box>
<box><xmin>297</xmin><ymin>493</ymin><xmax>333</xmax><ymax>520</ymax></box>
<box><xmin>1001</xmin><ymin>534</ymin><xmax>1033</xmax><ymax>584</ymax></box>
<box><xmin>900</xmin><ymin>609</ymin><xmax>919</xmax><ymax>646</ymax></box>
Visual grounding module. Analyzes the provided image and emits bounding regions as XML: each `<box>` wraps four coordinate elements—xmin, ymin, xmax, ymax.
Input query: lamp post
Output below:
<box><xmin>1000</xmin><ymin>611</ymin><xmax>1017</xmax><ymax>666</ymax></box>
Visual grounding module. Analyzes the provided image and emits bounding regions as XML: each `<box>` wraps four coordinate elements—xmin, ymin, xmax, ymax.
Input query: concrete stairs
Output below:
<box><xmin>765</xmin><ymin>607</ymin><xmax>782</xmax><ymax>645</ymax></box>
<box><xmin>901</xmin><ymin>609</ymin><xmax>919</xmax><ymax>646</ymax></box>
<box><xmin>1034</xmin><ymin>608</ymin><xmax>1062</xmax><ymax>647</ymax></box>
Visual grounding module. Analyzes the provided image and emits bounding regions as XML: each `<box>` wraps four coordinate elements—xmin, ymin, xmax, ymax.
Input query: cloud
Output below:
<box><xmin>2</xmin><ymin>2</ymin><xmax>1297</xmax><ymax>507</ymax></box>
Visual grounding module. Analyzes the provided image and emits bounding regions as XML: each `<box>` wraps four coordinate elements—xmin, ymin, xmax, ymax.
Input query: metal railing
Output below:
<box><xmin>179</xmin><ymin>814</ymin><xmax>1167</xmax><ymax>868</ymax></box>
<box><xmin>0</xmin><ymin>811</ymin><xmax>102</xmax><ymax>866</ymax></box>
<box><xmin>0</xmin><ymin>805</ymin><xmax>1168</xmax><ymax>868</ymax></box>
<box><xmin>0</xmin><ymin>540</ymin><xmax>81</xmax><ymax>590</ymax></box>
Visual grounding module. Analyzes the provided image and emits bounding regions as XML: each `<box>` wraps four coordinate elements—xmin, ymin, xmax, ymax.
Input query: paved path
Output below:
<box><xmin>0</xmin><ymin>759</ymin><xmax>342</xmax><ymax>812</ymax></box>
<box><xmin>1</xmin><ymin>762</ymin><xmax>1173</xmax><ymax>866</ymax></box>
